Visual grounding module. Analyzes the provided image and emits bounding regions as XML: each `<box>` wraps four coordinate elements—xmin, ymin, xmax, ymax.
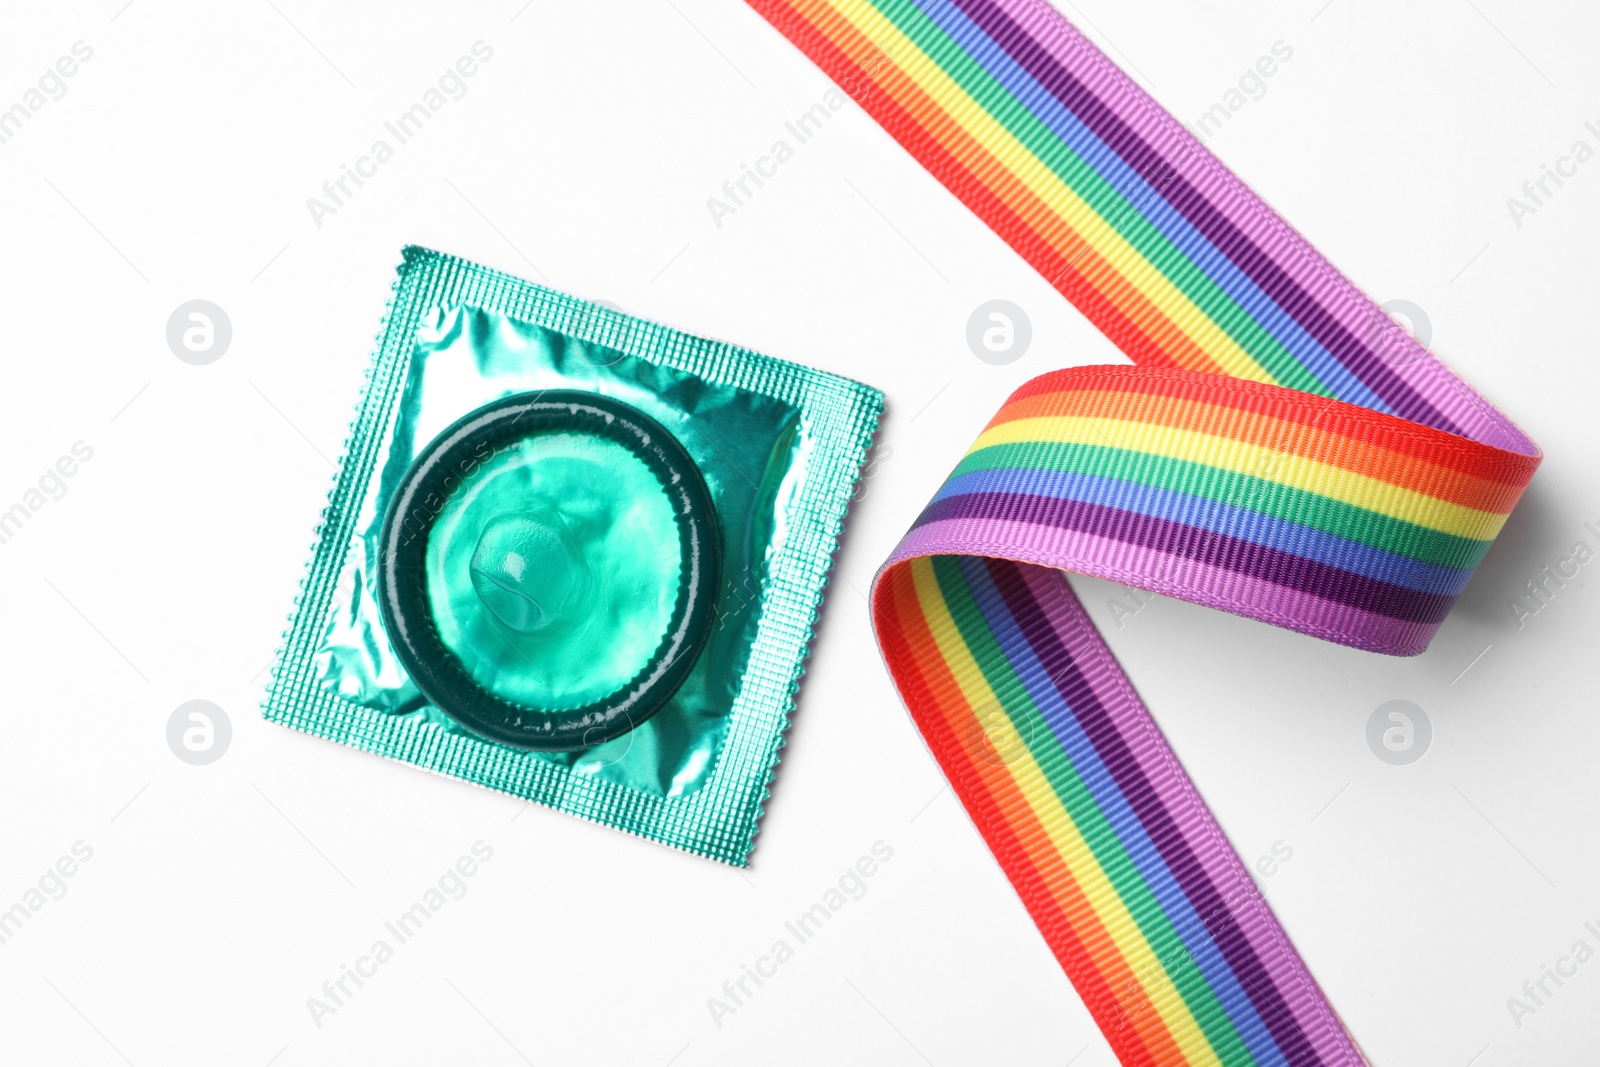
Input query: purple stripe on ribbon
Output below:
<box><xmin>919</xmin><ymin>491</ymin><xmax>1454</xmax><ymax>625</ymax></box>
<box><xmin>942</xmin><ymin>0</ymin><xmax>1462</xmax><ymax>434</ymax></box>
<box><xmin>894</xmin><ymin>515</ymin><xmax>1438</xmax><ymax>653</ymax></box>
<box><xmin>1013</xmin><ymin>561</ymin><xmax>1352</xmax><ymax>1053</ymax></box>
<box><xmin>986</xmin><ymin>557</ymin><xmax>1335</xmax><ymax>1064</ymax></box>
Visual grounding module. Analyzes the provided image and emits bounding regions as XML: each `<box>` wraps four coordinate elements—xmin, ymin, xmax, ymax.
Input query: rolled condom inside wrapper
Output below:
<box><xmin>377</xmin><ymin>390</ymin><xmax>721</xmax><ymax>752</ymax></box>
<box><xmin>263</xmin><ymin>247</ymin><xmax>883</xmax><ymax>865</ymax></box>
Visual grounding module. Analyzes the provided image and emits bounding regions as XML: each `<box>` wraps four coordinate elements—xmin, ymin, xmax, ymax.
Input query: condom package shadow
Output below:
<box><xmin>264</xmin><ymin>247</ymin><xmax>882</xmax><ymax>864</ymax></box>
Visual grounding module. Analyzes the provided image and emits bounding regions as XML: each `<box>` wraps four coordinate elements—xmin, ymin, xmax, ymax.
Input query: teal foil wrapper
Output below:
<box><xmin>263</xmin><ymin>247</ymin><xmax>883</xmax><ymax>865</ymax></box>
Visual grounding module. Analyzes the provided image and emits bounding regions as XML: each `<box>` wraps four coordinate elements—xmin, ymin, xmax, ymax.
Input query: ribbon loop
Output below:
<box><xmin>900</xmin><ymin>363</ymin><xmax>1535</xmax><ymax>657</ymax></box>
<box><xmin>748</xmin><ymin>0</ymin><xmax>1540</xmax><ymax>1061</ymax></box>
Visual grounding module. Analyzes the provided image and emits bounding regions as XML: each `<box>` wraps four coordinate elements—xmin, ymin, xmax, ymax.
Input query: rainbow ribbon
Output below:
<box><xmin>747</xmin><ymin>0</ymin><xmax>1540</xmax><ymax>1063</ymax></box>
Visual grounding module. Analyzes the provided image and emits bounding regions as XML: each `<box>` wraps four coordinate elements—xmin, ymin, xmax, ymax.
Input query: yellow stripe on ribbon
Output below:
<box><xmin>972</xmin><ymin>416</ymin><xmax>1510</xmax><ymax>540</ymax></box>
<box><xmin>910</xmin><ymin>557</ymin><xmax>1228</xmax><ymax>1066</ymax></box>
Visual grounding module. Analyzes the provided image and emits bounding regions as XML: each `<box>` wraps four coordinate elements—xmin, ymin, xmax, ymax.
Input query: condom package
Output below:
<box><xmin>263</xmin><ymin>247</ymin><xmax>883</xmax><ymax>864</ymax></box>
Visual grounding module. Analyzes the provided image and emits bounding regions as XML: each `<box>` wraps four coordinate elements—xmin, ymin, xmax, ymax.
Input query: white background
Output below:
<box><xmin>1</xmin><ymin>1</ymin><xmax>1596</xmax><ymax>1064</ymax></box>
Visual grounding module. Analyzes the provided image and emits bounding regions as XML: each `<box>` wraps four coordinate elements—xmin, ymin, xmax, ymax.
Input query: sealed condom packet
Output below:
<box><xmin>264</xmin><ymin>247</ymin><xmax>883</xmax><ymax>864</ymax></box>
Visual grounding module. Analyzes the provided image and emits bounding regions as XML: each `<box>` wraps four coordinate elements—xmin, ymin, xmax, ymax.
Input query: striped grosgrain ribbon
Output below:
<box><xmin>746</xmin><ymin>0</ymin><xmax>1540</xmax><ymax>1063</ymax></box>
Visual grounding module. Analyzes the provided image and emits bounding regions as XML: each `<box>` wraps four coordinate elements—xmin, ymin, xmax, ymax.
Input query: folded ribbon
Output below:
<box><xmin>747</xmin><ymin>0</ymin><xmax>1539</xmax><ymax>1063</ymax></box>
